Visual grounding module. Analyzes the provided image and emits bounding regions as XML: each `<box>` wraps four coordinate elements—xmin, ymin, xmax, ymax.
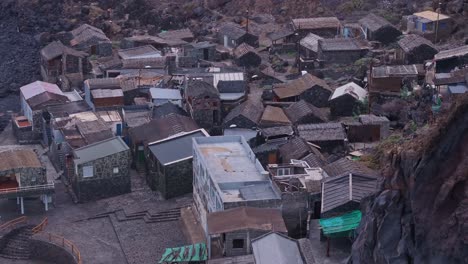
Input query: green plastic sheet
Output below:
<box><xmin>319</xmin><ymin>210</ymin><xmax>362</xmax><ymax>238</ymax></box>
<box><xmin>159</xmin><ymin>243</ymin><xmax>208</xmax><ymax>263</ymax></box>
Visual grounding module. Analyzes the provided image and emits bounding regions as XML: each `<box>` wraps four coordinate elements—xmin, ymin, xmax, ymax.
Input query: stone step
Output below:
<box><xmin>143</xmin><ymin>214</ymin><xmax>179</xmax><ymax>224</ymax></box>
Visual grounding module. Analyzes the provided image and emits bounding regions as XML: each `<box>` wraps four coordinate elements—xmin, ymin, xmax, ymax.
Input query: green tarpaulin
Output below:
<box><xmin>319</xmin><ymin>210</ymin><xmax>362</xmax><ymax>238</ymax></box>
<box><xmin>159</xmin><ymin>243</ymin><xmax>207</xmax><ymax>263</ymax></box>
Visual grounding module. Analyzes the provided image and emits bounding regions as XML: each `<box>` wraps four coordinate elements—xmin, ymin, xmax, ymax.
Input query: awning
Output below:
<box><xmin>159</xmin><ymin>243</ymin><xmax>208</xmax><ymax>263</ymax></box>
<box><xmin>319</xmin><ymin>210</ymin><xmax>362</xmax><ymax>238</ymax></box>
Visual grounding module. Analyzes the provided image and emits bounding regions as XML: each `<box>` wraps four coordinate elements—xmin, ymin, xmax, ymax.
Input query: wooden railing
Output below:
<box><xmin>0</xmin><ymin>216</ymin><xmax>28</xmax><ymax>232</ymax></box>
<box><xmin>32</xmin><ymin>217</ymin><xmax>48</xmax><ymax>234</ymax></box>
<box><xmin>35</xmin><ymin>232</ymin><xmax>82</xmax><ymax>264</ymax></box>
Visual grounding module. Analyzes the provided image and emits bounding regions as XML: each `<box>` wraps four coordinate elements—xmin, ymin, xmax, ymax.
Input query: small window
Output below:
<box><xmin>233</xmin><ymin>239</ymin><xmax>244</xmax><ymax>249</ymax></box>
<box><xmin>83</xmin><ymin>166</ymin><xmax>94</xmax><ymax>178</ymax></box>
<box><xmin>113</xmin><ymin>167</ymin><xmax>119</xmax><ymax>174</ymax></box>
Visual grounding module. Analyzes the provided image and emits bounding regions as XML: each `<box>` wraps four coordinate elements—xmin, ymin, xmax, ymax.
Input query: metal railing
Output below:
<box><xmin>35</xmin><ymin>232</ymin><xmax>82</xmax><ymax>264</ymax></box>
<box><xmin>0</xmin><ymin>182</ymin><xmax>55</xmax><ymax>195</ymax></box>
<box><xmin>32</xmin><ymin>217</ymin><xmax>48</xmax><ymax>234</ymax></box>
<box><xmin>0</xmin><ymin>216</ymin><xmax>28</xmax><ymax>232</ymax></box>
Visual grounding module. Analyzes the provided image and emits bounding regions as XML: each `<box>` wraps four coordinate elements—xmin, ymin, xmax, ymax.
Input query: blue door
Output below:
<box><xmin>116</xmin><ymin>123</ymin><xmax>122</xmax><ymax>136</ymax></box>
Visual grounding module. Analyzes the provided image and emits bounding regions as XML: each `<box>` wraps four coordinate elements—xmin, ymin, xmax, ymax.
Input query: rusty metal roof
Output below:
<box><xmin>260</xmin><ymin>106</ymin><xmax>291</xmax><ymax>127</ymax></box>
<box><xmin>273</xmin><ymin>74</ymin><xmax>331</xmax><ymax>99</ymax></box>
<box><xmin>434</xmin><ymin>45</ymin><xmax>468</xmax><ymax>61</ymax></box>
<box><xmin>0</xmin><ymin>149</ymin><xmax>42</xmax><ymax>171</ymax></box>
<box><xmin>207</xmin><ymin>207</ymin><xmax>287</xmax><ymax>235</ymax></box>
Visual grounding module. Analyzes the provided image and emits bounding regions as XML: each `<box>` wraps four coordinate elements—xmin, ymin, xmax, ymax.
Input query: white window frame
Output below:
<box><xmin>83</xmin><ymin>166</ymin><xmax>94</xmax><ymax>178</ymax></box>
<box><xmin>277</xmin><ymin>168</ymin><xmax>291</xmax><ymax>176</ymax></box>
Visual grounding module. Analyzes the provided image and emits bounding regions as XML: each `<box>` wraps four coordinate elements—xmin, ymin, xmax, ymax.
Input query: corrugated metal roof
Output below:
<box><xmin>218</xmin><ymin>23</ymin><xmax>247</xmax><ymax>40</ymax></box>
<box><xmin>292</xmin><ymin>17</ymin><xmax>341</xmax><ymax>30</ymax></box>
<box><xmin>96</xmin><ymin>111</ymin><xmax>122</xmax><ymax>122</ymax></box>
<box><xmin>297</xmin><ymin>123</ymin><xmax>346</xmax><ymax>142</ymax></box>
<box><xmin>330</xmin><ymin>82</ymin><xmax>367</xmax><ymax>101</ymax></box>
<box><xmin>118</xmin><ymin>45</ymin><xmax>161</xmax><ymax>60</ymax></box>
<box><xmin>149</xmin><ymin>88</ymin><xmax>182</xmax><ymax>100</ymax></box>
<box><xmin>20</xmin><ymin>81</ymin><xmax>64</xmax><ymax>100</ymax></box>
<box><xmin>224</xmin><ymin>100</ymin><xmax>264</xmax><ymax>127</ymax></box>
<box><xmin>372</xmin><ymin>65</ymin><xmax>418</xmax><ymax>78</ymax></box>
<box><xmin>319</xmin><ymin>38</ymin><xmax>365</xmax><ymax>51</ymax></box>
<box><xmin>207</xmin><ymin>207</ymin><xmax>287</xmax><ymax>235</ymax></box>
<box><xmin>358</xmin><ymin>13</ymin><xmax>392</xmax><ymax>32</ymax></box>
<box><xmin>63</xmin><ymin>90</ymin><xmax>83</xmax><ymax>102</ymax></box>
<box><xmin>434</xmin><ymin>45</ymin><xmax>468</xmax><ymax>61</ymax></box>
<box><xmin>260</xmin><ymin>106</ymin><xmax>291</xmax><ymax>127</ymax></box>
<box><xmin>299</xmin><ymin>33</ymin><xmax>322</xmax><ymax>52</ymax></box>
<box><xmin>285</xmin><ymin>100</ymin><xmax>328</xmax><ymax>124</ymax></box>
<box><xmin>86</xmin><ymin>78</ymin><xmax>121</xmax><ymax>90</ymax></box>
<box><xmin>273</xmin><ymin>73</ymin><xmax>331</xmax><ymax>99</ymax></box>
<box><xmin>158</xmin><ymin>28</ymin><xmax>194</xmax><ymax>40</ymax></box>
<box><xmin>73</xmin><ymin>137</ymin><xmax>129</xmax><ymax>165</ymax></box>
<box><xmin>91</xmin><ymin>89</ymin><xmax>124</xmax><ymax>98</ymax></box>
<box><xmin>252</xmin><ymin>232</ymin><xmax>304</xmax><ymax>264</ymax></box>
<box><xmin>233</xmin><ymin>43</ymin><xmax>258</xmax><ymax>58</ymax></box>
<box><xmin>397</xmin><ymin>34</ymin><xmax>437</xmax><ymax>53</ymax></box>
<box><xmin>41</xmin><ymin>41</ymin><xmax>87</xmax><ymax>60</ymax></box>
<box><xmin>213</xmin><ymin>72</ymin><xmax>244</xmax><ymax>88</ymax></box>
<box><xmin>413</xmin><ymin>10</ymin><xmax>450</xmax><ymax>21</ymax></box>
<box><xmin>148</xmin><ymin>129</ymin><xmax>207</xmax><ymax>165</ymax></box>
<box><xmin>321</xmin><ymin>173</ymin><xmax>378</xmax><ymax>213</ymax></box>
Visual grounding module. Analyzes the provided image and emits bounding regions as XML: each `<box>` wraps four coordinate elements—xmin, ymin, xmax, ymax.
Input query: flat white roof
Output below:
<box><xmin>149</xmin><ymin>88</ymin><xmax>182</xmax><ymax>100</ymax></box>
<box><xmin>193</xmin><ymin>136</ymin><xmax>280</xmax><ymax>203</ymax></box>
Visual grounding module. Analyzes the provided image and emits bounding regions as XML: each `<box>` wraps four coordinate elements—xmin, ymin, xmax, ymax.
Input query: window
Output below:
<box><xmin>83</xmin><ymin>166</ymin><xmax>94</xmax><ymax>178</ymax></box>
<box><xmin>232</xmin><ymin>239</ymin><xmax>244</xmax><ymax>249</ymax></box>
<box><xmin>113</xmin><ymin>167</ymin><xmax>119</xmax><ymax>174</ymax></box>
<box><xmin>277</xmin><ymin>168</ymin><xmax>291</xmax><ymax>176</ymax></box>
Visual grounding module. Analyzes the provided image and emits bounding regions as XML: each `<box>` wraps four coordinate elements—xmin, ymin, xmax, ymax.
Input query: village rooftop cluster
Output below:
<box><xmin>0</xmin><ymin>6</ymin><xmax>467</xmax><ymax>264</ymax></box>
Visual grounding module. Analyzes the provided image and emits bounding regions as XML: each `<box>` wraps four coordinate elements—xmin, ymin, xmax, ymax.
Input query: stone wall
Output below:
<box><xmin>301</xmin><ymin>86</ymin><xmax>332</xmax><ymax>108</ymax></box>
<box><xmin>12</xmin><ymin>121</ymin><xmax>42</xmax><ymax>145</ymax></box>
<box><xmin>0</xmin><ymin>165</ymin><xmax>46</xmax><ymax>187</ymax></box>
<box><xmin>224</xmin><ymin>230</ymin><xmax>267</xmax><ymax>257</ymax></box>
<box><xmin>163</xmin><ymin>159</ymin><xmax>193</xmax><ymax>199</ymax></box>
<box><xmin>73</xmin><ymin>149</ymin><xmax>131</xmax><ymax>202</ymax></box>
<box><xmin>30</xmin><ymin>239</ymin><xmax>77</xmax><ymax>264</ymax></box>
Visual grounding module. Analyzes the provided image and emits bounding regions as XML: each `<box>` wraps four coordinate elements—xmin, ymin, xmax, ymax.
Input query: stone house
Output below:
<box><xmin>184</xmin><ymin>41</ymin><xmax>217</xmax><ymax>61</ymax></box>
<box><xmin>285</xmin><ymin>100</ymin><xmax>328</xmax><ymax>125</ymax></box>
<box><xmin>406</xmin><ymin>11</ymin><xmax>453</xmax><ymax>41</ymax></box>
<box><xmin>207</xmin><ymin>207</ymin><xmax>287</xmax><ymax>258</ymax></box>
<box><xmin>69</xmin><ymin>24</ymin><xmax>112</xmax><ymax>56</ymax></box>
<box><xmin>321</xmin><ymin>158</ymin><xmax>379</xmax><ymax>217</ymax></box>
<box><xmin>253</xmin><ymin>137</ymin><xmax>289</xmax><ymax>166</ymax></box>
<box><xmin>278</xmin><ymin>137</ymin><xmax>326</xmax><ymax>165</ymax></box>
<box><xmin>192</xmin><ymin>136</ymin><xmax>282</xmax><ymax>234</ymax></box>
<box><xmin>329</xmin><ymin>82</ymin><xmax>368</xmax><ymax>117</ymax></box>
<box><xmin>345</xmin><ymin>114</ymin><xmax>390</xmax><ymax>143</ymax></box>
<box><xmin>127</xmin><ymin>113</ymin><xmax>199</xmax><ymax>172</ymax></box>
<box><xmin>71</xmin><ymin>137</ymin><xmax>131</xmax><ymax>203</ymax></box>
<box><xmin>217</xmin><ymin>23</ymin><xmax>259</xmax><ymax>49</ymax></box>
<box><xmin>120</xmin><ymin>35</ymin><xmax>187</xmax><ymax>54</ymax></box>
<box><xmin>297</xmin><ymin>123</ymin><xmax>347</xmax><ymax>153</ymax></box>
<box><xmin>84</xmin><ymin>78</ymin><xmax>124</xmax><ymax>110</ymax></box>
<box><xmin>298</xmin><ymin>33</ymin><xmax>323</xmax><ymax>71</ymax></box>
<box><xmin>317</xmin><ymin>38</ymin><xmax>369</xmax><ymax>64</ymax></box>
<box><xmin>273</xmin><ymin>73</ymin><xmax>332</xmax><ymax>107</ymax></box>
<box><xmin>223</xmin><ymin>100</ymin><xmax>263</xmax><ymax>129</ymax></box>
<box><xmin>184</xmin><ymin>80</ymin><xmax>221</xmax><ymax>130</ymax></box>
<box><xmin>358</xmin><ymin>13</ymin><xmax>402</xmax><ymax>45</ymax></box>
<box><xmin>291</xmin><ymin>17</ymin><xmax>341</xmax><ymax>38</ymax></box>
<box><xmin>259</xmin><ymin>106</ymin><xmax>291</xmax><ymax>128</ymax></box>
<box><xmin>369</xmin><ymin>64</ymin><xmax>419</xmax><ymax>94</ymax></box>
<box><xmin>217</xmin><ymin>80</ymin><xmax>248</xmax><ymax>116</ymax></box>
<box><xmin>0</xmin><ymin>149</ymin><xmax>53</xmax><ymax>214</ymax></box>
<box><xmin>40</xmin><ymin>41</ymin><xmax>88</xmax><ymax>91</ymax></box>
<box><xmin>41</xmin><ymin>101</ymin><xmax>91</xmax><ymax>147</ymax></box>
<box><xmin>146</xmin><ymin>129</ymin><xmax>209</xmax><ymax>199</ymax></box>
<box><xmin>396</xmin><ymin>34</ymin><xmax>438</xmax><ymax>64</ymax></box>
<box><xmin>233</xmin><ymin>43</ymin><xmax>261</xmax><ymax>68</ymax></box>
<box><xmin>158</xmin><ymin>28</ymin><xmax>195</xmax><ymax>43</ymax></box>
<box><xmin>20</xmin><ymin>81</ymin><xmax>70</xmax><ymax>135</ymax></box>
<box><xmin>48</xmin><ymin>111</ymin><xmax>114</xmax><ymax>174</ymax></box>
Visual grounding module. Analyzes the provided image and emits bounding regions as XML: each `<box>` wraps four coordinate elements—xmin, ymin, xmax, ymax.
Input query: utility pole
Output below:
<box><xmin>246</xmin><ymin>8</ymin><xmax>250</xmax><ymax>33</ymax></box>
<box><xmin>434</xmin><ymin>2</ymin><xmax>442</xmax><ymax>43</ymax></box>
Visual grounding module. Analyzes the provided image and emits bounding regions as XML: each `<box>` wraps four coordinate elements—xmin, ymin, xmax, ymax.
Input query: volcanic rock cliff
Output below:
<box><xmin>350</xmin><ymin>95</ymin><xmax>468</xmax><ymax>264</ymax></box>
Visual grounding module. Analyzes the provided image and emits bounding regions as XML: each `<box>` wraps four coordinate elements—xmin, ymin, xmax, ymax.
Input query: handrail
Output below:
<box><xmin>0</xmin><ymin>216</ymin><xmax>28</xmax><ymax>232</ymax></box>
<box><xmin>0</xmin><ymin>183</ymin><xmax>55</xmax><ymax>195</ymax></box>
<box><xmin>32</xmin><ymin>217</ymin><xmax>48</xmax><ymax>234</ymax></box>
<box><xmin>34</xmin><ymin>232</ymin><xmax>82</xmax><ymax>264</ymax></box>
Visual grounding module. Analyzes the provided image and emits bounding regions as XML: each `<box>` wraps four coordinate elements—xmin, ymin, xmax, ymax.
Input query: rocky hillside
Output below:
<box><xmin>350</xmin><ymin>95</ymin><xmax>468</xmax><ymax>263</ymax></box>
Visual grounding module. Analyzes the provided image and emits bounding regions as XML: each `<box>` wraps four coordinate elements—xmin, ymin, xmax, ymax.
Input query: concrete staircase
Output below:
<box><xmin>0</xmin><ymin>225</ymin><xmax>34</xmax><ymax>260</ymax></box>
<box><xmin>90</xmin><ymin>206</ymin><xmax>186</xmax><ymax>224</ymax></box>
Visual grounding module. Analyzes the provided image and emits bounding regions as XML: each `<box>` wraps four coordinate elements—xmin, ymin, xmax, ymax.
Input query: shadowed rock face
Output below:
<box><xmin>350</xmin><ymin>95</ymin><xmax>468</xmax><ymax>264</ymax></box>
